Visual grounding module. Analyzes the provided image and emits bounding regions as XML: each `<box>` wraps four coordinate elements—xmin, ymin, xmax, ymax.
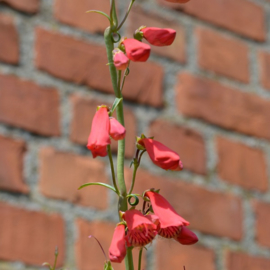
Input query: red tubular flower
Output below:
<box><xmin>123</xmin><ymin>209</ymin><xmax>158</xmax><ymax>247</ymax></box>
<box><xmin>109</xmin><ymin>224</ymin><xmax>127</xmax><ymax>263</ymax></box>
<box><xmin>141</xmin><ymin>27</ymin><xmax>176</xmax><ymax>46</ymax></box>
<box><xmin>87</xmin><ymin>107</ymin><xmax>110</xmax><ymax>158</ymax></box>
<box><xmin>145</xmin><ymin>191</ymin><xmax>189</xmax><ymax>238</ymax></box>
<box><xmin>139</xmin><ymin>138</ymin><xmax>183</xmax><ymax>171</ymax></box>
<box><xmin>175</xmin><ymin>226</ymin><xmax>198</xmax><ymax>245</ymax></box>
<box><xmin>109</xmin><ymin>117</ymin><xmax>126</xmax><ymax>140</ymax></box>
<box><xmin>122</xmin><ymin>39</ymin><xmax>151</xmax><ymax>62</ymax></box>
<box><xmin>113</xmin><ymin>49</ymin><xmax>129</xmax><ymax>70</ymax></box>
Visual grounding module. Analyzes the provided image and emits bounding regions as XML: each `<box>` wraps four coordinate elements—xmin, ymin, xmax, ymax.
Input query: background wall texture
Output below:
<box><xmin>0</xmin><ymin>0</ymin><xmax>270</xmax><ymax>269</ymax></box>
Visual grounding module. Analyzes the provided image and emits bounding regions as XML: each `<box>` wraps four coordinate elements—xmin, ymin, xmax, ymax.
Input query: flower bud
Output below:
<box><xmin>141</xmin><ymin>27</ymin><xmax>176</xmax><ymax>46</ymax></box>
<box><xmin>113</xmin><ymin>49</ymin><xmax>129</xmax><ymax>70</ymax></box>
<box><xmin>122</xmin><ymin>39</ymin><xmax>151</xmax><ymax>62</ymax></box>
<box><xmin>109</xmin><ymin>117</ymin><xmax>126</xmax><ymax>140</ymax></box>
<box><xmin>175</xmin><ymin>226</ymin><xmax>198</xmax><ymax>245</ymax></box>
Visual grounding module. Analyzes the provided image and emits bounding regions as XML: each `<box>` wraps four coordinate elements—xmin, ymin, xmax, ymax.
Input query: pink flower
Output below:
<box><xmin>175</xmin><ymin>226</ymin><xmax>198</xmax><ymax>245</ymax></box>
<box><xmin>145</xmin><ymin>191</ymin><xmax>189</xmax><ymax>238</ymax></box>
<box><xmin>141</xmin><ymin>27</ymin><xmax>176</xmax><ymax>46</ymax></box>
<box><xmin>113</xmin><ymin>49</ymin><xmax>129</xmax><ymax>70</ymax></box>
<box><xmin>123</xmin><ymin>209</ymin><xmax>158</xmax><ymax>247</ymax></box>
<box><xmin>122</xmin><ymin>39</ymin><xmax>151</xmax><ymax>62</ymax></box>
<box><xmin>139</xmin><ymin>138</ymin><xmax>183</xmax><ymax>171</ymax></box>
<box><xmin>109</xmin><ymin>117</ymin><xmax>126</xmax><ymax>140</ymax></box>
<box><xmin>87</xmin><ymin>106</ymin><xmax>110</xmax><ymax>158</ymax></box>
<box><xmin>109</xmin><ymin>224</ymin><xmax>127</xmax><ymax>263</ymax></box>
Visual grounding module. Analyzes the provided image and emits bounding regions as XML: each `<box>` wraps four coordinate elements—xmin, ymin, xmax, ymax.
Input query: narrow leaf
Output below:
<box><xmin>111</xmin><ymin>98</ymin><xmax>123</xmax><ymax>113</ymax></box>
<box><xmin>86</xmin><ymin>10</ymin><xmax>111</xmax><ymax>23</ymax></box>
<box><xmin>78</xmin><ymin>182</ymin><xmax>117</xmax><ymax>193</ymax></box>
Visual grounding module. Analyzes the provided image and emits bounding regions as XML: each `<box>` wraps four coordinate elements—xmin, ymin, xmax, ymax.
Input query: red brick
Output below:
<box><xmin>253</xmin><ymin>200</ymin><xmax>270</xmax><ymax>248</ymax></box>
<box><xmin>0</xmin><ymin>135</ymin><xmax>28</xmax><ymax>193</ymax></box>
<box><xmin>197</xmin><ymin>27</ymin><xmax>249</xmax><ymax>83</ymax></box>
<box><xmin>157</xmin><ymin>0</ymin><xmax>266</xmax><ymax>41</ymax></box>
<box><xmin>227</xmin><ymin>252</ymin><xmax>270</xmax><ymax>270</ymax></box>
<box><xmin>176</xmin><ymin>73</ymin><xmax>270</xmax><ymax>140</ymax></box>
<box><xmin>70</xmin><ymin>95</ymin><xmax>137</xmax><ymax>158</ymax></box>
<box><xmin>156</xmin><ymin>240</ymin><xmax>215</xmax><ymax>270</ymax></box>
<box><xmin>0</xmin><ymin>74</ymin><xmax>60</xmax><ymax>136</ymax></box>
<box><xmin>75</xmin><ymin>219</ymin><xmax>146</xmax><ymax>270</ymax></box>
<box><xmin>127</xmin><ymin>7</ymin><xmax>186</xmax><ymax>63</ymax></box>
<box><xmin>259</xmin><ymin>51</ymin><xmax>270</xmax><ymax>91</ymax></box>
<box><xmin>0</xmin><ymin>0</ymin><xmax>39</xmax><ymax>13</ymax></box>
<box><xmin>0</xmin><ymin>202</ymin><xmax>65</xmax><ymax>266</ymax></box>
<box><xmin>0</xmin><ymin>13</ymin><xmax>19</xmax><ymax>64</ymax></box>
<box><xmin>54</xmin><ymin>0</ymin><xmax>110</xmax><ymax>34</ymax></box>
<box><xmin>149</xmin><ymin>120</ymin><xmax>206</xmax><ymax>175</ymax></box>
<box><xmin>39</xmin><ymin>147</ymin><xmax>109</xmax><ymax>209</ymax></box>
<box><xmin>35</xmin><ymin>28</ymin><xmax>164</xmax><ymax>107</ymax></box>
<box><xmin>217</xmin><ymin>137</ymin><xmax>268</xmax><ymax>192</ymax></box>
<box><xmin>125</xmin><ymin>168</ymin><xmax>243</xmax><ymax>240</ymax></box>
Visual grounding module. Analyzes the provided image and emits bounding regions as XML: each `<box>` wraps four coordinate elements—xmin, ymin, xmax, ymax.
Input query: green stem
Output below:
<box><xmin>138</xmin><ymin>248</ymin><xmax>143</xmax><ymax>270</ymax></box>
<box><xmin>125</xmin><ymin>247</ymin><xmax>134</xmax><ymax>270</ymax></box>
<box><xmin>117</xmin><ymin>0</ymin><xmax>135</xmax><ymax>31</ymax></box>
<box><xmin>120</xmin><ymin>61</ymin><xmax>130</xmax><ymax>92</ymax></box>
<box><xmin>128</xmin><ymin>163</ymin><xmax>138</xmax><ymax>195</ymax></box>
<box><xmin>107</xmin><ymin>145</ymin><xmax>119</xmax><ymax>194</ymax></box>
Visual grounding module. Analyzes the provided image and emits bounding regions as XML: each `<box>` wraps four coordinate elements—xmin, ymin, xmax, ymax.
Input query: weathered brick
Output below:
<box><xmin>0</xmin><ymin>74</ymin><xmax>60</xmax><ymax>136</ymax></box>
<box><xmin>0</xmin><ymin>0</ymin><xmax>39</xmax><ymax>13</ymax></box>
<box><xmin>253</xmin><ymin>200</ymin><xmax>270</xmax><ymax>248</ymax></box>
<box><xmin>176</xmin><ymin>73</ymin><xmax>270</xmax><ymax>140</ymax></box>
<box><xmin>156</xmin><ymin>240</ymin><xmax>215</xmax><ymax>270</ymax></box>
<box><xmin>217</xmin><ymin>137</ymin><xmax>268</xmax><ymax>192</ymax></box>
<box><xmin>149</xmin><ymin>120</ymin><xmax>206</xmax><ymax>175</ymax></box>
<box><xmin>127</xmin><ymin>7</ymin><xmax>186</xmax><ymax>63</ymax></box>
<box><xmin>157</xmin><ymin>0</ymin><xmax>266</xmax><ymax>41</ymax></box>
<box><xmin>125</xmin><ymin>168</ymin><xmax>243</xmax><ymax>240</ymax></box>
<box><xmin>0</xmin><ymin>202</ymin><xmax>65</xmax><ymax>266</ymax></box>
<box><xmin>258</xmin><ymin>51</ymin><xmax>270</xmax><ymax>91</ymax></box>
<box><xmin>39</xmin><ymin>147</ymin><xmax>109</xmax><ymax>210</ymax></box>
<box><xmin>54</xmin><ymin>0</ymin><xmax>110</xmax><ymax>33</ymax></box>
<box><xmin>75</xmin><ymin>219</ymin><xmax>146</xmax><ymax>270</ymax></box>
<box><xmin>0</xmin><ymin>13</ymin><xmax>19</xmax><ymax>64</ymax></box>
<box><xmin>227</xmin><ymin>252</ymin><xmax>270</xmax><ymax>270</ymax></box>
<box><xmin>70</xmin><ymin>95</ymin><xmax>136</xmax><ymax>158</ymax></box>
<box><xmin>0</xmin><ymin>135</ymin><xmax>28</xmax><ymax>193</ymax></box>
<box><xmin>35</xmin><ymin>28</ymin><xmax>164</xmax><ymax>107</ymax></box>
<box><xmin>197</xmin><ymin>27</ymin><xmax>249</xmax><ymax>83</ymax></box>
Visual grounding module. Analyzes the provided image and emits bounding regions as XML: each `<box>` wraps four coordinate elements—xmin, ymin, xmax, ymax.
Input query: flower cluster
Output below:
<box><xmin>112</xmin><ymin>27</ymin><xmax>177</xmax><ymax>69</ymax></box>
<box><xmin>109</xmin><ymin>191</ymin><xmax>198</xmax><ymax>263</ymax></box>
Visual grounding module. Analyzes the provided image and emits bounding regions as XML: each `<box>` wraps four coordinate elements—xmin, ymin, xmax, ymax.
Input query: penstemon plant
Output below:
<box><xmin>59</xmin><ymin>0</ymin><xmax>198</xmax><ymax>269</ymax></box>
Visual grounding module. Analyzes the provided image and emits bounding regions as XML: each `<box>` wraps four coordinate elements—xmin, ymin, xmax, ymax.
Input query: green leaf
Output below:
<box><xmin>104</xmin><ymin>261</ymin><xmax>114</xmax><ymax>270</ymax></box>
<box><xmin>86</xmin><ymin>10</ymin><xmax>111</xmax><ymax>23</ymax></box>
<box><xmin>111</xmin><ymin>97</ymin><xmax>123</xmax><ymax>113</ymax></box>
<box><xmin>110</xmin><ymin>0</ymin><xmax>118</xmax><ymax>31</ymax></box>
<box><xmin>78</xmin><ymin>182</ymin><xmax>117</xmax><ymax>193</ymax></box>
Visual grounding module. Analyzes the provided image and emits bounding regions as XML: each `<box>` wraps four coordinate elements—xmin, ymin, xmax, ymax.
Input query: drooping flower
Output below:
<box><xmin>113</xmin><ymin>48</ymin><xmax>129</xmax><ymax>70</ymax></box>
<box><xmin>87</xmin><ymin>106</ymin><xmax>110</xmax><ymax>158</ymax></box>
<box><xmin>175</xmin><ymin>226</ymin><xmax>198</xmax><ymax>245</ymax></box>
<box><xmin>109</xmin><ymin>117</ymin><xmax>126</xmax><ymax>140</ymax></box>
<box><xmin>123</xmin><ymin>209</ymin><xmax>158</xmax><ymax>247</ymax></box>
<box><xmin>141</xmin><ymin>27</ymin><xmax>176</xmax><ymax>46</ymax></box>
<box><xmin>139</xmin><ymin>138</ymin><xmax>183</xmax><ymax>171</ymax></box>
<box><xmin>122</xmin><ymin>39</ymin><xmax>151</xmax><ymax>62</ymax></box>
<box><xmin>145</xmin><ymin>191</ymin><xmax>189</xmax><ymax>238</ymax></box>
<box><xmin>109</xmin><ymin>224</ymin><xmax>127</xmax><ymax>263</ymax></box>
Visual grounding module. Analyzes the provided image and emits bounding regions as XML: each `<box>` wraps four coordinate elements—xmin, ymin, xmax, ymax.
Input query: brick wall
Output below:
<box><xmin>0</xmin><ymin>0</ymin><xmax>270</xmax><ymax>269</ymax></box>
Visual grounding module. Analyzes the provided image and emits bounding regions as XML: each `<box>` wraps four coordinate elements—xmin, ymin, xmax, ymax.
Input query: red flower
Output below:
<box><xmin>139</xmin><ymin>138</ymin><xmax>183</xmax><ymax>171</ymax></box>
<box><xmin>87</xmin><ymin>106</ymin><xmax>110</xmax><ymax>158</ymax></box>
<box><xmin>122</xmin><ymin>39</ymin><xmax>151</xmax><ymax>62</ymax></box>
<box><xmin>109</xmin><ymin>224</ymin><xmax>127</xmax><ymax>263</ymax></box>
<box><xmin>113</xmin><ymin>49</ymin><xmax>129</xmax><ymax>70</ymax></box>
<box><xmin>145</xmin><ymin>191</ymin><xmax>189</xmax><ymax>238</ymax></box>
<box><xmin>109</xmin><ymin>117</ymin><xmax>126</xmax><ymax>140</ymax></box>
<box><xmin>123</xmin><ymin>209</ymin><xmax>158</xmax><ymax>247</ymax></box>
<box><xmin>175</xmin><ymin>226</ymin><xmax>198</xmax><ymax>245</ymax></box>
<box><xmin>141</xmin><ymin>27</ymin><xmax>176</xmax><ymax>46</ymax></box>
